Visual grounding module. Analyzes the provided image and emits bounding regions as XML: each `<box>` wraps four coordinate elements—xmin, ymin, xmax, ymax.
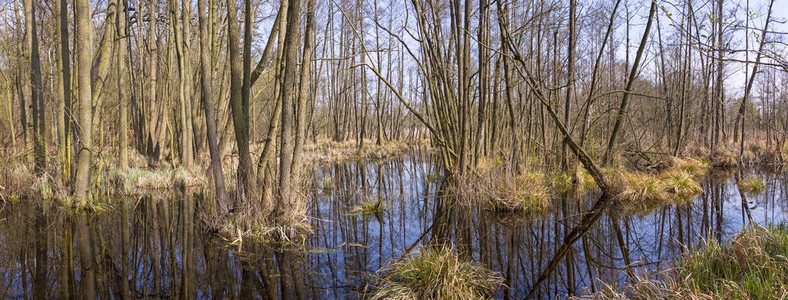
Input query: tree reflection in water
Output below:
<box><xmin>0</xmin><ymin>152</ymin><xmax>786</xmax><ymax>299</ymax></box>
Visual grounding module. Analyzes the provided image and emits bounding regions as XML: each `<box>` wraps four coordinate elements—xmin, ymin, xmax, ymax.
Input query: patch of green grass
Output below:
<box><xmin>738</xmin><ymin>176</ymin><xmax>766</xmax><ymax>195</ymax></box>
<box><xmin>678</xmin><ymin>225</ymin><xmax>788</xmax><ymax>299</ymax></box>
<box><xmin>426</xmin><ymin>173</ymin><xmax>442</xmax><ymax>183</ymax></box>
<box><xmin>353</xmin><ymin>198</ymin><xmax>387</xmax><ymax>216</ymax></box>
<box><xmin>580</xmin><ymin>225</ymin><xmax>788</xmax><ymax>299</ymax></box>
<box><xmin>322</xmin><ymin>176</ymin><xmax>334</xmax><ymax>191</ymax></box>
<box><xmin>552</xmin><ymin>172</ymin><xmax>574</xmax><ymax>194</ymax></box>
<box><xmin>371</xmin><ymin>246</ymin><xmax>502</xmax><ymax>300</ymax></box>
<box><xmin>553</xmin><ymin>167</ymin><xmax>597</xmax><ymax>194</ymax></box>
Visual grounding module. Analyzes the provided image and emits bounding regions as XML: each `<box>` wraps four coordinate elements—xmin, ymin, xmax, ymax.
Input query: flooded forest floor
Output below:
<box><xmin>0</xmin><ymin>140</ymin><xmax>787</xmax><ymax>298</ymax></box>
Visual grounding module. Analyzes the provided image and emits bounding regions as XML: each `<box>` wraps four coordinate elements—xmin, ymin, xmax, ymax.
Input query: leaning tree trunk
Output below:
<box><xmin>603</xmin><ymin>0</ymin><xmax>657</xmax><ymax>164</ymax></box>
<box><xmin>734</xmin><ymin>0</ymin><xmax>774</xmax><ymax>157</ymax></box>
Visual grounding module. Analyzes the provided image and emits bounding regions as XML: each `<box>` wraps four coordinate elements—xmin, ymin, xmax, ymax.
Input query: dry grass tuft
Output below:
<box><xmin>172</xmin><ymin>168</ymin><xmax>206</xmax><ymax>190</ymax></box>
<box><xmin>612</xmin><ymin>172</ymin><xmax>671</xmax><ymax>216</ymax></box>
<box><xmin>30</xmin><ymin>176</ymin><xmax>55</xmax><ymax>200</ymax></box>
<box><xmin>577</xmin><ymin>225</ymin><xmax>788</xmax><ymax>299</ymax></box>
<box><xmin>218</xmin><ymin>171</ymin><xmax>312</xmax><ymax>245</ymax></box>
<box><xmin>106</xmin><ymin>167</ymin><xmax>172</xmax><ymax>194</ymax></box>
<box><xmin>553</xmin><ymin>166</ymin><xmax>597</xmax><ymax>194</ymax></box>
<box><xmin>613</xmin><ymin>169</ymin><xmax>703</xmax><ymax>216</ymax></box>
<box><xmin>742</xmin><ymin>141</ymin><xmax>786</xmax><ymax>167</ymax></box>
<box><xmin>737</xmin><ymin>176</ymin><xmax>766</xmax><ymax>195</ymax></box>
<box><xmin>353</xmin><ymin>198</ymin><xmax>387</xmax><ymax>216</ymax></box>
<box><xmin>0</xmin><ymin>161</ymin><xmax>35</xmax><ymax>200</ymax></box>
<box><xmin>371</xmin><ymin>246</ymin><xmax>503</xmax><ymax>300</ymax></box>
<box><xmin>455</xmin><ymin>165</ymin><xmax>550</xmax><ymax>218</ymax></box>
<box><xmin>302</xmin><ymin>138</ymin><xmax>428</xmax><ymax>163</ymax></box>
<box><xmin>709</xmin><ymin>150</ymin><xmax>738</xmax><ymax>169</ymax></box>
<box><xmin>103</xmin><ymin>167</ymin><xmax>207</xmax><ymax>196</ymax></box>
<box><xmin>669</xmin><ymin>157</ymin><xmax>709</xmax><ymax>178</ymax></box>
<box><xmin>658</xmin><ymin>170</ymin><xmax>704</xmax><ymax>201</ymax></box>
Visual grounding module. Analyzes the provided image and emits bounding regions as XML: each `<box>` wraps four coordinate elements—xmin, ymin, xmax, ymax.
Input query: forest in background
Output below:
<box><xmin>0</xmin><ymin>0</ymin><xmax>788</xmax><ymax>297</ymax></box>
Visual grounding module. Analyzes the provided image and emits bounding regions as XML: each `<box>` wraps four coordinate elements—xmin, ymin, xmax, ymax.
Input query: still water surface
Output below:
<box><xmin>1</xmin><ymin>150</ymin><xmax>787</xmax><ymax>299</ymax></box>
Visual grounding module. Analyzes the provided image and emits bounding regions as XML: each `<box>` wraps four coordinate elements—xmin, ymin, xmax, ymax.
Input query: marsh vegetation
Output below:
<box><xmin>1</xmin><ymin>0</ymin><xmax>788</xmax><ymax>298</ymax></box>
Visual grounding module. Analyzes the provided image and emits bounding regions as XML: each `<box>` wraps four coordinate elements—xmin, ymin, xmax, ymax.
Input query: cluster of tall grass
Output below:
<box><xmin>709</xmin><ymin>150</ymin><xmax>739</xmax><ymax>169</ymax></box>
<box><xmin>0</xmin><ymin>160</ymin><xmax>36</xmax><ymax>201</ymax></box>
<box><xmin>737</xmin><ymin>176</ymin><xmax>767</xmax><ymax>195</ymax></box>
<box><xmin>352</xmin><ymin>198</ymin><xmax>387</xmax><ymax>216</ymax></box>
<box><xmin>453</xmin><ymin>157</ymin><xmax>550</xmax><ymax>218</ymax></box>
<box><xmin>741</xmin><ymin>141</ymin><xmax>787</xmax><ymax>167</ymax></box>
<box><xmin>216</xmin><ymin>170</ymin><xmax>313</xmax><ymax>245</ymax></box>
<box><xmin>302</xmin><ymin>138</ymin><xmax>428</xmax><ymax>163</ymax></box>
<box><xmin>611</xmin><ymin>158</ymin><xmax>706</xmax><ymax>216</ymax></box>
<box><xmin>552</xmin><ymin>165</ymin><xmax>597</xmax><ymax>194</ymax></box>
<box><xmin>581</xmin><ymin>225</ymin><xmax>788</xmax><ymax>299</ymax></box>
<box><xmin>0</xmin><ymin>159</ymin><xmax>68</xmax><ymax>202</ymax></box>
<box><xmin>99</xmin><ymin>166</ymin><xmax>208</xmax><ymax>196</ymax></box>
<box><xmin>370</xmin><ymin>246</ymin><xmax>502</xmax><ymax>299</ymax></box>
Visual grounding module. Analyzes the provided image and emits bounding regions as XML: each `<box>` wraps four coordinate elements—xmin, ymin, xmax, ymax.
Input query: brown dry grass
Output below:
<box><xmin>301</xmin><ymin>138</ymin><xmax>428</xmax><ymax>164</ymax></box>
<box><xmin>578</xmin><ymin>225</ymin><xmax>788</xmax><ymax>299</ymax></box>
<box><xmin>709</xmin><ymin>150</ymin><xmax>738</xmax><ymax>169</ymax></box>
<box><xmin>453</xmin><ymin>159</ymin><xmax>550</xmax><ymax>219</ymax></box>
<box><xmin>612</xmin><ymin>169</ymin><xmax>703</xmax><ymax>216</ymax></box>
<box><xmin>371</xmin><ymin>246</ymin><xmax>503</xmax><ymax>300</ymax></box>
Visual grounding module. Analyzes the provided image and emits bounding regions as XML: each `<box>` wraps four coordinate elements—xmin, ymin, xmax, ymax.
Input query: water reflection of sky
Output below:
<box><xmin>306</xmin><ymin>158</ymin><xmax>788</xmax><ymax>299</ymax></box>
<box><xmin>0</xmin><ymin>155</ymin><xmax>785</xmax><ymax>299</ymax></box>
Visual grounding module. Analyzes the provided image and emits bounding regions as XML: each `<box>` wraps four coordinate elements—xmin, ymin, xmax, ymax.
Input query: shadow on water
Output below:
<box><xmin>1</xmin><ymin>151</ymin><xmax>787</xmax><ymax>299</ymax></box>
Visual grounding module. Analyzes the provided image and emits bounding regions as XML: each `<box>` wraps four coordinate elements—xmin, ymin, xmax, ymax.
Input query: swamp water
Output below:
<box><xmin>2</xmin><ymin>151</ymin><xmax>787</xmax><ymax>299</ymax></box>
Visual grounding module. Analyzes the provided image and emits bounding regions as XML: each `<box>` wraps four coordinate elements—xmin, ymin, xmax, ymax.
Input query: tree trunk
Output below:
<box><xmin>58</xmin><ymin>0</ymin><xmax>74</xmax><ymax>182</ymax></box>
<box><xmin>562</xmin><ymin>0</ymin><xmax>576</xmax><ymax>171</ymax></box>
<box><xmin>275</xmin><ymin>0</ymin><xmax>301</xmax><ymax>219</ymax></box>
<box><xmin>292</xmin><ymin>0</ymin><xmax>316</xmax><ymax>170</ymax></box>
<box><xmin>118</xmin><ymin>0</ymin><xmax>130</xmax><ymax>169</ymax></box>
<box><xmin>227</xmin><ymin>0</ymin><xmax>254</xmax><ymax>205</ymax></box>
<box><xmin>735</xmin><ymin>0</ymin><xmax>774</xmax><ymax>157</ymax></box>
<box><xmin>603</xmin><ymin>0</ymin><xmax>657</xmax><ymax>164</ymax></box>
<box><xmin>171</xmin><ymin>0</ymin><xmax>194</xmax><ymax>168</ymax></box>
<box><xmin>25</xmin><ymin>0</ymin><xmax>46</xmax><ymax>175</ymax></box>
<box><xmin>75</xmin><ymin>0</ymin><xmax>95</xmax><ymax>205</ymax></box>
<box><xmin>199</xmin><ymin>0</ymin><xmax>229</xmax><ymax>216</ymax></box>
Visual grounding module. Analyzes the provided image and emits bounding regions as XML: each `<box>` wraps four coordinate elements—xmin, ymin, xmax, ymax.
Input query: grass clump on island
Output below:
<box><xmin>371</xmin><ymin>246</ymin><xmax>502</xmax><ymax>300</ymax></box>
<box><xmin>302</xmin><ymin>138</ymin><xmax>428</xmax><ymax>163</ymax></box>
<box><xmin>583</xmin><ymin>225</ymin><xmax>788</xmax><ymax>299</ymax></box>
<box><xmin>738</xmin><ymin>176</ymin><xmax>766</xmax><ymax>195</ymax></box>
<box><xmin>103</xmin><ymin>166</ymin><xmax>207</xmax><ymax>195</ymax></box>
<box><xmin>667</xmin><ymin>157</ymin><xmax>709</xmax><ymax>178</ymax></box>
<box><xmin>352</xmin><ymin>198</ymin><xmax>387</xmax><ymax>216</ymax></box>
<box><xmin>709</xmin><ymin>150</ymin><xmax>738</xmax><ymax>169</ymax></box>
<box><xmin>612</xmin><ymin>169</ymin><xmax>703</xmax><ymax>216</ymax></box>
<box><xmin>553</xmin><ymin>166</ymin><xmax>597</xmax><ymax>194</ymax></box>
<box><xmin>454</xmin><ymin>157</ymin><xmax>550</xmax><ymax>218</ymax></box>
